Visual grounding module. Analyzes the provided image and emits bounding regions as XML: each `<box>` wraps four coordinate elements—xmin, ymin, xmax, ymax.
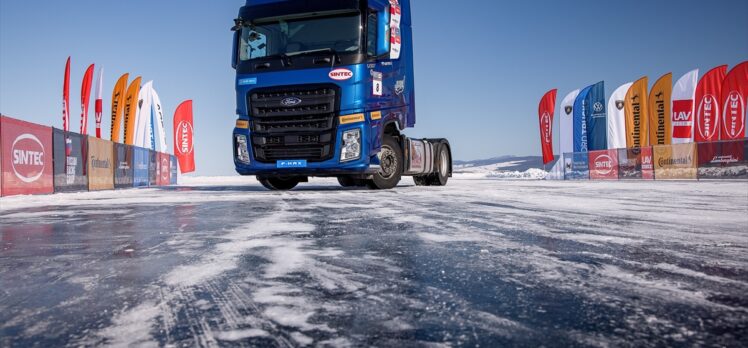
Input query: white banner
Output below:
<box><xmin>134</xmin><ymin>81</ymin><xmax>154</xmax><ymax>149</ymax></box>
<box><xmin>607</xmin><ymin>82</ymin><xmax>632</xmax><ymax>149</ymax></box>
<box><xmin>150</xmin><ymin>87</ymin><xmax>168</xmax><ymax>152</ymax></box>
<box><xmin>559</xmin><ymin>89</ymin><xmax>580</xmax><ymax>155</ymax></box>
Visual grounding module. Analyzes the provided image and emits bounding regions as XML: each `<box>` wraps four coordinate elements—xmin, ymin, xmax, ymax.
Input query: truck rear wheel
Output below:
<box><xmin>257</xmin><ymin>176</ymin><xmax>301</xmax><ymax>191</ymax></box>
<box><xmin>429</xmin><ymin>144</ymin><xmax>451</xmax><ymax>186</ymax></box>
<box><xmin>367</xmin><ymin>136</ymin><xmax>402</xmax><ymax>190</ymax></box>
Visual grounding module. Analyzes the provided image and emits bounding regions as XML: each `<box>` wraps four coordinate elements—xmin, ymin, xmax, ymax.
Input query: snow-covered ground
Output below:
<box><xmin>1</xmin><ymin>177</ymin><xmax>747</xmax><ymax>347</ymax></box>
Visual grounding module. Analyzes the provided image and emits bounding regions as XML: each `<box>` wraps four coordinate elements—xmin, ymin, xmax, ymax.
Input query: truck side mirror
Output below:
<box><xmin>376</xmin><ymin>8</ymin><xmax>391</xmax><ymax>57</ymax></box>
<box><xmin>232</xmin><ymin>31</ymin><xmax>239</xmax><ymax>70</ymax></box>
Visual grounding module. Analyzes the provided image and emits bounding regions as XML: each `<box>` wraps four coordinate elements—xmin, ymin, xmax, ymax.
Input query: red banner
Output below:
<box><xmin>589</xmin><ymin>150</ymin><xmax>619</xmax><ymax>180</ymax></box>
<box><xmin>157</xmin><ymin>152</ymin><xmax>171</xmax><ymax>186</ymax></box>
<box><xmin>80</xmin><ymin>64</ymin><xmax>95</xmax><ymax>135</ymax></box>
<box><xmin>1</xmin><ymin>116</ymin><xmax>54</xmax><ymax>196</ymax></box>
<box><xmin>63</xmin><ymin>57</ymin><xmax>71</xmax><ymax>132</ymax></box>
<box><xmin>694</xmin><ymin>66</ymin><xmax>727</xmax><ymax>142</ymax></box>
<box><xmin>721</xmin><ymin>61</ymin><xmax>748</xmax><ymax>140</ymax></box>
<box><xmin>641</xmin><ymin>147</ymin><xmax>655</xmax><ymax>180</ymax></box>
<box><xmin>538</xmin><ymin>89</ymin><xmax>557</xmax><ymax>165</ymax></box>
<box><xmin>173</xmin><ymin>100</ymin><xmax>195</xmax><ymax>173</ymax></box>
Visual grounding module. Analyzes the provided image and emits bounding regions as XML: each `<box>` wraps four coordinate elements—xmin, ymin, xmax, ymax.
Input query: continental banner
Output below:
<box><xmin>149</xmin><ymin>150</ymin><xmax>158</xmax><ymax>186</ymax></box>
<box><xmin>133</xmin><ymin>147</ymin><xmax>149</xmax><ymax>187</ymax></box>
<box><xmin>564</xmin><ymin>152</ymin><xmax>589</xmax><ymax>180</ymax></box>
<box><xmin>157</xmin><ymin>152</ymin><xmax>171</xmax><ymax>186</ymax></box>
<box><xmin>170</xmin><ymin>155</ymin><xmax>178</xmax><ymax>185</ymax></box>
<box><xmin>653</xmin><ymin>143</ymin><xmax>697</xmax><ymax>180</ymax></box>
<box><xmin>625</xmin><ymin>77</ymin><xmax>649</xmax><ymax>148</ymax></box>
<box><xmin>589</xmin><ymin>150</ymin><xmax>619</xmax><ymax>180</ymax></box>
<box><xmin>114</xmin><ymin>143</ymin><xmax>134</xmax><ymax>189</ymax></box>
<box><xmin>1</xmin><ymin>116</ymin><xmax>54</xmax><ymax>197</ymax></box>
<box><xmin>87</xmin><ymin>137</ymin><xmax>114</xmax><ymax>190</ymax></box>
<box><xmin>697</xmin><ymin>139</ymin><xmax>747</xmax><ymax>179</ymax></box>
<box><xmin>53</xmin><ymin>129</ymin><xmax>88</xmax><ymax>192</ymax></box>
<box><xmin>648</xmin><ymin>73</ymin><xmax>672</xmax><ymax>146</ymax></box>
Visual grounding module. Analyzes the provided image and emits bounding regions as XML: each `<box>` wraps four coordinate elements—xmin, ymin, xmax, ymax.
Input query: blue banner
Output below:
<box><xmin>586</xmin><ymin>81</ymin><xmax>607</xmax><ymax>151</ymax></box>
<box><xmin>133</xmin><ymin>147</ymin><xmax>150</xmax><ymax>187</ymax></box>
<box><xmin>170</xmin><ymin>155</ymin><xmax>178</xmax><ymax>185</ymax></box>
<box><xmin>573</xmin><ymin>86</ymin><xmax>592</xmax><ymax>152</ymax></box>
<box><xmin>566</xmin><ymin>152</ymin><xmax>590</xmax><ymax>180</ymax></box>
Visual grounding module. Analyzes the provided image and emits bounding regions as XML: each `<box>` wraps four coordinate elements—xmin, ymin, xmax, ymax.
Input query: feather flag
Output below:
<box><xmin>62</xmin><ymin>57</ymin><xmax>71</xmax><ymax>133</ymax></box>
<box><xmin>135</xmin><ymin>81</ymin><xmax>154</xmax><ymax>148</ymax></box>
<box><xmin>123</xmin><ymin>77</ymin><xmax>142</xmax><ymax>145</ymax></box>
<box><xmin>94</xmin><ymin>68</ymin><xmax>105</xmax><ymax>138</ymax></box>
<box><xmin>720</xmin><ymin>61</ymin><xmax>748</xmax><ymax>140</ymax></box>
<box><xmin>110</xmin><ymin>73</ymin><xmax>129</xmax><ymax>143</ymax></box>
<box><xmin>80</xmin><ymin>64</ymin><xmax>95</xmax><ymax>135</ymax></box>
<box><xmin>671</xmin><ymin>69</ymin><xmax>699</xmax><ymax>144</ymax></box>
<box><xmin>151</xmin><ymin>87</ymin><xmax>168</xmax><ymax>152</ymax></box>
<box><xmin>538</xmin><ymin>89</ymin><xmax>557</xmax><ymax>165</ymax></box>
<box><xmin>694</xmin><ymin>66</ymin><xmax>727</xmax><ymax>142</ymax></box>
<box><xmin>173</xmin><ymin>100</ymin><xmax>196</xmax><ymax>173</ymax></box>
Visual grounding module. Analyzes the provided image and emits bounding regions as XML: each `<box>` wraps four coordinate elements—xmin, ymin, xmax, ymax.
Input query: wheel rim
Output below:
<box><xmin>439</xmin><ymin>149</ymin><xmax>449</xmax><ymax>176</ymax></box>
<box><xmin>378</xmin><ymin>145</ymin><xmax>398</xmax><ymax>179</ymax></box>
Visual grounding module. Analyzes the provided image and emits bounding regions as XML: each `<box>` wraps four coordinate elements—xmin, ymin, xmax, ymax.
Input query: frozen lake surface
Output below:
<box><xmin>1</xmin><ymin>177</ymin><xmax>747</xmax><ymax>347</ymax></box>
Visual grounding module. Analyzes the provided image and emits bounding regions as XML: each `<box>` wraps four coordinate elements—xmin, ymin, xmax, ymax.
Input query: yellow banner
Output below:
<box><xmin>123</xmin><ymin>77</ymin><xmax>142</xmax><ymax>145</ymax></box>
<box><xmin>653</xmin><ymin>143</ymin><xmax>697</xmax><ymax>180</ymax></box>
<box><xmin>110</xmin><ymin>73</ymin><xmax>129</xmax><ymax>143</ymax></box>
<box><xmin>625</xmin><ymin>77</ymin><xmax>649</xmax><ymax>148</ymax></box>
<box><xmin>88</xmin><ymin>136</ymin><xmax>115</xmax><ymax>190</ymax></box>
<box><xmin>648</xmin><ymin>73</ymin><xmax>672</xmax><ymax>146</ymax></box>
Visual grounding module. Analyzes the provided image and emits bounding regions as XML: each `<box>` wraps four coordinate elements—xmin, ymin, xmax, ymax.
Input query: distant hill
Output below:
<box><xmin>454</xmin><ymin>155</ymin><xmax>558</xmax><ymax>173</ymax></box>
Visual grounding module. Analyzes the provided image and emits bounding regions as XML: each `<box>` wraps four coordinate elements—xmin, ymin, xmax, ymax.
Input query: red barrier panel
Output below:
<box><xmin>157</xmin><ymin>152</ymin><xmax>171</xmax><ymax>186</ymax></box>
<box><xmin>589</xmin><ymin>150</ymin><xmax>619</xmax><ymax>180</ymax></box>
<box><xmin>1</xmin><ymin>116</ymin><xmax>54</xmax><ymax>196</ymax></box>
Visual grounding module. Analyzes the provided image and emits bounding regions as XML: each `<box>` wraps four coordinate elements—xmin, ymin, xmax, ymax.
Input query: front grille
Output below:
<box><xmin>248</xmin><ymin>85</ymin><xmax>339</xmax><ymax>163</ymax></box>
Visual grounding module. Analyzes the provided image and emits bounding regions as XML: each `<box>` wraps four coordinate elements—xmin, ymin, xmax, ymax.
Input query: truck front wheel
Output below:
<box><xmin>257</xmin><ymin>176</ymin><xmax>301</xmax><ymax>191</ymax></box>
<box><xmin>368</xmin><ymin>136</ymin><xmax>402</xmax><ymax>190</ymax></box>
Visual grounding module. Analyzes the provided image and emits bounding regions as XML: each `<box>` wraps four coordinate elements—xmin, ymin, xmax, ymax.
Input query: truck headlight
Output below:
<box><xmin>235</xmin><ymin>134</ymin><xmax>251</xmax><ymax>164</ymax></box>
<box><xmin>340</xmin><ymin>129</ymin><xmax>361</xmax><ymax>162</ymax></box>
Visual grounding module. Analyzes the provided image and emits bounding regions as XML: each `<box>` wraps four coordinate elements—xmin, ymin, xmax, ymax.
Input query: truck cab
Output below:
<box><xmin>231</xmin><ymin>0</ymin><xmax>451</xmax><ymax>190</ymax></box>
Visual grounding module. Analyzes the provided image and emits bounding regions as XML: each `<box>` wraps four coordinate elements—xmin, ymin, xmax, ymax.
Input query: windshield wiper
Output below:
<box><xmin>286</xmin><ymin>48</ymin><xmax>341</xmax><ymax>64</ymax></box>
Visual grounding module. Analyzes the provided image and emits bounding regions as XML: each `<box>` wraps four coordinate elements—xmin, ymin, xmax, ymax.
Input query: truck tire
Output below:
<box><xmin>367</xmin><ymin>135</ymin><xmax>402</xmax><ymax>190</ymax></box>
<box><xmin>337</xmin><ymin>176</ymin><xmax>365</xmax><ymax>188</ymax></box>
<box><xmin>428</xmin><ymin>144</ymin><xmax>451</xmax><ymax>186</ymax></box>
<box><xmin>257</xmin><ymin>176</ymin><xmax>300</xmax><ymax>191</ymax></box>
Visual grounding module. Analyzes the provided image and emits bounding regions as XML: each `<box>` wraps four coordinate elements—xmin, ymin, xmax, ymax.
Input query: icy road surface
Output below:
<box><xmin>1</xmin><ymin>177</ymin><xmax>747</xmax><ymax>347</ymax></box>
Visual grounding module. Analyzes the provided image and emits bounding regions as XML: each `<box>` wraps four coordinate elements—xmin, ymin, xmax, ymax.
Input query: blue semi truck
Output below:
<box><xmin>231</xmin><ymin>0</ymin><xmax>452</xmax><ymax>190</ymax></box>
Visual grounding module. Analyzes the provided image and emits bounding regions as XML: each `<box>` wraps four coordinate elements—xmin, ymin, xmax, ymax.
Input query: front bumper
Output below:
<box><xmin>233</xmin><ymin>120</ymin><xmax>379</xmax><ymax>177</ymax></box>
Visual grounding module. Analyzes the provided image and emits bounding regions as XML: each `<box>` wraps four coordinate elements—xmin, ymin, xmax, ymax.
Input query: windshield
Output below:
<box><xmin>240</xmin><ymin>13</ymin><xmax>362</xmax><ymax>61</ymax></box>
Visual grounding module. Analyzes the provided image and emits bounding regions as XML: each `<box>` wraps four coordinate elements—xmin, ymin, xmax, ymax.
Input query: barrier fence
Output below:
<box><xmin>1</xmin><ymin>115</ymin><xmax>178</xmax><ymax>197</ymax></box>
<box><xmin>549</xmin><ymin>139</ymin><xmax>748</xmax><ymax>181</ymax></box>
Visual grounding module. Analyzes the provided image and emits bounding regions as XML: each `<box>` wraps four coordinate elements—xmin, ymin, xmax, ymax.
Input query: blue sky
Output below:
<box><xmin>1</xmin><ymin>0</ymin><xmax>746</xmax><ymax>175</ymax></box>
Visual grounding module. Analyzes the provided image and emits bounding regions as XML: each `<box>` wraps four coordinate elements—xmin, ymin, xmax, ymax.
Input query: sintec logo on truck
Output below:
<box><xmin>231</xmin><ymin>0</ymin><xmax>452</xmax><ymax>191</ymax></box>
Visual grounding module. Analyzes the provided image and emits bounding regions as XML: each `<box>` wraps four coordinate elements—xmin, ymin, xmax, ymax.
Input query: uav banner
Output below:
<box><xmin>585</xmin><ymin>82</ymin><xmax>607</xmax><ymax>151</ymax></box>
<box><xmin>114</xmin><ymin>143</ymin><xmax>134</xmax><ymax>189</ymax></box>
<box><xmin>697</xmin><ymin>139</ymin><xmax>747</xmax><ymax>179</ymax></box>
<box><xmin>721</xmin><ymin>61</ymin><xmax>748</xmax><ymax>140</ymax></box>
<box><xmin>87</xmin><ymin>137</ymin><xmax>114</xmax><ymax>191</ymax></box>
<box><xmin>538</xmin><ymin>89</ymin><xmax>557</xmax><ymax>165</ymax></box>
<box><xmin>672</xmin><ymin>69</ymin><xmax>699</xmax><ymax>144</ymax></box>
<box><xmin>573</xmin><ymin>86</ymin><xmax>593</xmax><ymax>152</ymax></box>
<box><xmin>589</xmin><ymin>149</ymin><xmax>619</xmax><ymax>180</ymax></box>
<box><xmin>695</xmin><ymin>66</ymin><xmax>727</xmax><ymax>142</ymax></box>
<box><xmin>625</xmin><ymin>77</ymin><xmax>649</xmax><ymax>148</ymax></box>
<box><xmin>1</xmin><ymin>116</ymin><xmax>54</xmax><ymax>197</ymax></box>
<box><xmin>53</xmin><ymin>129</ymin><xmax>88</xmax><ymax>192</ymax></box>
<box><xmin>617</xmin><ymin>147</ymin><xmax>654</xmax><ymax>180</ymax></box>
<box><xmin>133</xmin><ymin>147</ymin><xmax>150</xmax><ymax>187</ymax></box>
<box><xmin>648</xmin><ymin>73</ymin><xmax>672</xmax><ymax>146</ymax></box>
<box><xmin>608</xmin><ymin>82</ymin><xmax>632</xmax><ymax>150</ymax></box>
<box><xmin>653</xmin><ymin>143</ymin><xmax>697</xmax><ymax>180</ymax></box>
<box><xmin>559</xmin><ymin>90</ymin><xmax>579</xmax><ymax>155</ymax></box>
